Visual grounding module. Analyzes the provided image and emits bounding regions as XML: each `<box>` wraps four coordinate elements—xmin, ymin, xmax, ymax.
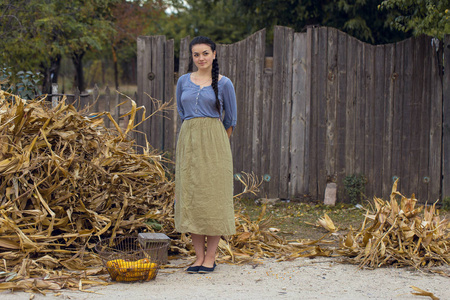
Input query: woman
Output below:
<box><xmin>174</xmin><ymin>36</ymin><xmax>237</xmax><ymax>274</ymax></box>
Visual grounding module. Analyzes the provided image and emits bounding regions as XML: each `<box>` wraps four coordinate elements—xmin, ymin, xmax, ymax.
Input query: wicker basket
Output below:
<box><xmin>95</xmin><ymin>236</ymin><xmax>167</xmax><ymax>282</ymax></box>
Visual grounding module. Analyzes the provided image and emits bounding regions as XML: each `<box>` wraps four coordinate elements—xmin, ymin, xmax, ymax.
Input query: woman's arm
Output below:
<box><xmin>222</xmin><ymin>78</ymin><xmax>237</xmax><ymax>133</ymax></box>
<box><xmin>176</xmin><ymin>76</ymin><xmax>185</xmax><ymax>120</ymax></box>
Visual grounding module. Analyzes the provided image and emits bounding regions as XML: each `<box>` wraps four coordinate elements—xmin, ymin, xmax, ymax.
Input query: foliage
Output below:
<box><xmin>0</xmin><ymin>67</ymin><xmax>42</xmax><ymax>100</ymax></box>
<box><xmin>343</xmin><ymin>174</ymin><xmax>367</xmax><ymax>204</ymax></box>
<box><xmin>0</xmin><ymin>0</ymin><xmax>119</xmax><ymax>92</ymax></box>
<box><xmin>163</xmin><ymin>0</ymin><xmax>251</xmax><ymax>44</ymax></box>
<box><xmin>109</xmin><ymin>0</ymin><xmax>168</xmax><ymax>87</ymax></box>
<box><xmin>443</xmin><ymin>197</ymin><xmax>450</xmax><ymax>210</ymax></box>
<box><xmin>239</xmin><ymin>0</ymin><xmax>409</xmax><ymax>44</ymax></box>
<box><xmin>379</xmin><ymin>0</ymin><xmax>450</xmax><ymax>39</ymax></box>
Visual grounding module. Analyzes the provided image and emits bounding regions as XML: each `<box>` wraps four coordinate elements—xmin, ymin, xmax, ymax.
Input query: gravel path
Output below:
<box><xmin>2</xmin><ymin>257</ymin><xmax>449</xmax><ymax>300</ymax></box>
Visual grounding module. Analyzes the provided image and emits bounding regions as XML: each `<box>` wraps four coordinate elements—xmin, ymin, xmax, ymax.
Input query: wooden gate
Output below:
<box><xmin>137</xmin><ymin>27</ymin><xmax>448</xmax><ymax>203</ymax></box>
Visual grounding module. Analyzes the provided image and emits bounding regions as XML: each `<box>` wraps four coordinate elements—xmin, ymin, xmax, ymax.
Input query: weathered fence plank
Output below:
<box><xmin>391</xmin><ymin>40</ymin><xmax>404</xmax><ymax>196</ymax></box>
<box><xmin>443</xmin><ymin>36</ymin><xmax>450</xmax><ymax>199</ymax></box>
<box><xmin>382</xmin><ymin>44</ymin><xmax>395</xmax><ymax>198</ymax></box>
<box><xmin>269</xmin><ymin>27</ymin><xmax>285</xmax><ymax>197</ymax></box>
<box><xmin>344</xmin><ymin>35</ymin><xmax>357</xmax><ymax>193</ymax></box>
<box><xmin>261</xmin><ymin>69</ymin><xmax>273</xmax><ymax>197</ymax></box>
<box><xmin>413</xmin><ymin>36</ymin><xmax>426</xmax><ymax>199</ymax></box>
<box><xmin>316</xmin><ymin>27</ymin><xmax>328</xmax><ymax>201</ymax></box>
<box><xmin>235</xmin><ymin>38</ymin><xmax>247</xmax><ymax>177</ymax></box>
<box><xmin>373</xmin><ymin>45</ymin><xmax>385</xmax><ymax>197</ymax></box>
<box><xmin>308</xmin><ymin>27</ymin><xmax>319</xmax><ymax>198</ymax></box>
<box><xmin>290</xmin><ymin>31</ymin><xmax>309</xmax><ymax>197</ymax></box>
<box><xmin>364</xmin><ymin>43</ymin><xmax>374</xmax><ymax>197</ymax></box>
<box><xmin>418</xmin><ymin>40</ymin><xmax>431</xmax><ymax>200</ymax></box>
<box><xmin>401</xmin><ymin>37</ymin><xmax>414</xmax><ymax>195</ymax></box>
<box><xmin>279</xmin><ymin>26</ymin><xmax>294</xmax><ymax>199</ymax></box>
<box><xmin>243</xmin><ymin>34</ymin><xmax>253</xmax><ymax>174</ymax></box>
<box><xmin>164</xmin><ymin>39</ymin><xmax>175</xmax><ymax>155</ymax></box>
<box><xmin>326</xmin><ymin>27</ymin><xmax>338</xmax><ymax>181</ymax></box>
<box><xmin>411</xmin><ymin>37</ymin><xmax>423</xmax><ymax>197</ymax></box>
<box><xmin>429</xmin><ymin>38</ymin><xmax>443</xmax><ymax>201</ymax></box>
<box><xmin>252</xmin><ymin>30</ymin><xmax>265</xmax><ymax>180</ymax></box>
<box><xmin>336</xmin><ymin>30</ymin><xmax>348</xmax><ymax>200</ymax></box>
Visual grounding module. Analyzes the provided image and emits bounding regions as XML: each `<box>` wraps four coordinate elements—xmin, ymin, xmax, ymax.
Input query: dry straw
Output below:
<box><xmin>0</xmin><ymin>90</ymin><xmax>448</xmax><ymax>293</ymax></box>
<box><xmin>338</xmin><ymin>179</ymin><xmax>449</xmax><ymax>270</ymax></box>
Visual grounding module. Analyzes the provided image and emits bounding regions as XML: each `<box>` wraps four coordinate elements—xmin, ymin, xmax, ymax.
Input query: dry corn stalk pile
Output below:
<box><xmin>0</xmin><ymin>90</ymin><xmax>174</xmax><ymax>290</ymax></box>
<box><xmin>0</xmin><ymin>91</ymin><xmax>317</xmax><ymax>292</ymax></box>
<box><xmin>338</xmin><ymin>179</ymin><xmax>450</xmax><ymax>269</ymax></box>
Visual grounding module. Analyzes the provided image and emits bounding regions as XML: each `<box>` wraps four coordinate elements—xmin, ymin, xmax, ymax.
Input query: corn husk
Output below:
<box><xmin>1</xmin><ymin>90</ymin><xmax>325</xmax><ymax>292</ymax></box>
<box><xmin>338</xmin><ymin>179</ymin><xmax>450</xmax><ymax>269</ymax></box>
<box><xmin>0</xmin><ymin>90</ymin><xmax>174</xmax><ymax>290</ymax></box>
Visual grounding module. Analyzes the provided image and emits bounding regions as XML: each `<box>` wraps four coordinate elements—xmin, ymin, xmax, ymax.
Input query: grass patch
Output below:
<box><xmin>235</xmin><ymin>198</ymin><xmax>366</xmax><ymax>241</ymax></box>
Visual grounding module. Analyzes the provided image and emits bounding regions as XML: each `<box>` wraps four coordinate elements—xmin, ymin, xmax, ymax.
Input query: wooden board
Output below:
<box><xmin>382</xmin><ymin>44</ymin><xmax>395</xmax><ymax>198</ymax></box>
<box><xmin>268</xmin><ymin>27</ymin><xmax>285</xmax><ymax>197</ymax></box>
<box><xmin>325</xmin><ymin>28</ymin><xmax>338</xmax><ymax>181</ymax></box>
<box><xmin>428</xmin><ymin>37</ymin><xmax>443</xmax><ymax>202</ymax></box>
<box><xmin>373</xmin><ymin>45</ymin><xmax>385</xmax><ymax>197</ymax></box>
<box><xmin>308</xmin><ymin>27</ymin><xmax>319</xmax><ymax>198</ymax></box>
<box><xmin>279</xmin><ymin>27</ymin><xmax>294</xmax><ymax>198</ymax></box>
<box><xmin>164</xmin><ymin>39</ymin><xmax>175</xmax><ymax>155</ymax></box>
<box><xmin>290</xmin><ymin>31</ymin><xmax>309</xmax><ymax>196</ymax></box>
<box><xmin>336</xmin><ymin>30</ymin><xmax>348</xmax><ymax>200</ymax></box>
<box><xmin>443</xmin><ymin>35</ymin><xmax>450</xmax><ymax>199</ymax></box>
<box><xmin>401</xmin><ymin>37</ymin><xmax>413</xmax><ymax>196</ymax></box>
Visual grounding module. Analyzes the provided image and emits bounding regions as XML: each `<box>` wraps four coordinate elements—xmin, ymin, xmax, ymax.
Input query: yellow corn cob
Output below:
<box><xmin>108</xmin><ymin>258</ymin><xmax>157</xmax><ymax>281</ymax></box>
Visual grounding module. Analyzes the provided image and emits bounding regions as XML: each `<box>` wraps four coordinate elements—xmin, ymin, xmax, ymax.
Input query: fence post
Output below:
<box><xmin>52</xmin><ymin>83</ymin><xmax>58</xmax><ymax>107</ymax></box>
<box><xmin>74</xmin><ymin>87</ymin><xmax>81</xmax><ymax>109</ymax></box>
<box><xmin>105</xmin><ymin>86</ymin><xmax>111</xmax><ymax>128</ymax></box>
<box><xmin>93</xmin><ymin>84</ymin><xmax>99</xmax><ymax>113</ymax></box>
<box><xmin>114</xmin><ymin>90</ymin><xmax>120</xmax><ymax>129</ymax></box>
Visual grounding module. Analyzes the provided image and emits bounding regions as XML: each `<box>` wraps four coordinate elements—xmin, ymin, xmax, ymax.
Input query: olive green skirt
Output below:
<box><xmin>174</xmin><ymin>117</ymin><xmax>235</xmax><ymax>236</ymax></box>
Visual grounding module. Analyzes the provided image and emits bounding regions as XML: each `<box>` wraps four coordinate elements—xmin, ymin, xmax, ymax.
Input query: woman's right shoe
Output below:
<box><xmin>186</xmin><ymin>265</ymin><xmax>200</xmax><ymax>274</ymax></box>
<box><xmin>198</xmin><ymin>263</ymin><xmax>217</xmax><ymax>274</ymax></box>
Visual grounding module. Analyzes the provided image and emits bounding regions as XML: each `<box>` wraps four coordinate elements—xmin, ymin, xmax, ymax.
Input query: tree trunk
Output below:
<box><xmin>112</xmin><ymin>45</ymin><xmax>119</xmax><ymax>90</ymax></box>
<box><xmin>72</xmin><ymin>51</ymin><xmax>86</xmax><ymax>92</ymax></box>
<box><xmin>41</xmin><ymin>55</ymin><xmax>61</xmax><ymax>94</ymax></box>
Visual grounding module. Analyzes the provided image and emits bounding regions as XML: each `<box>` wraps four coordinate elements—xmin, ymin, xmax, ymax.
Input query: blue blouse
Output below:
<box><xmin>176</xmin><ymin>73</ymin><xmax>237</xmax><ymax>130</ymax></box>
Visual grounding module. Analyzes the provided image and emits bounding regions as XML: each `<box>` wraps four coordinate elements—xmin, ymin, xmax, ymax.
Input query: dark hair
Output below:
<box><xmin>189</xmin><ymin>36</ymin><xmax>220</xmax><ymax>112</ymax></box>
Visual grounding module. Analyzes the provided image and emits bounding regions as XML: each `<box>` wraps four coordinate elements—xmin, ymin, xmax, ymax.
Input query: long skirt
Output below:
<box><xmin>174</xmin><ymin>117</ymin><xmax>236</xmax><ymax>236</ymax></box>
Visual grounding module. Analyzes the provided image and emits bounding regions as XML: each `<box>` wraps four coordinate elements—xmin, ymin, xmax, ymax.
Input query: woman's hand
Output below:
<box><xmin>226</xmin><ymin>127</ymin><xmax>233</xmax><ymax>138</ymax></box>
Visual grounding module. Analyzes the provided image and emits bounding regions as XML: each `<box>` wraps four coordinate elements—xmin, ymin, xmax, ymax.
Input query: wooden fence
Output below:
<box><xmin>49</xmin><ymin>84</ymin><xmax>131</xmax><ymax>131</ymax></box>
<box><xmin>136</xmin><ymin>26</ymin><xmax>449</xmax><ymax>203</ymax></box>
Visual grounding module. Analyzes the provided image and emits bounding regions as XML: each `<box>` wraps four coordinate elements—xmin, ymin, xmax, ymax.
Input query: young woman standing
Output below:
<box><xmin>174</xmin><ymin>36</ymin><xmax>237</xmax><ymax>274</ymax></box>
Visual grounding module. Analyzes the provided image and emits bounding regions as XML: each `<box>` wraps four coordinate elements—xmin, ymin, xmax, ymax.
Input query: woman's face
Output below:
<box><xmin>191</xmin><ymin>43</ymin><xmax>216</xmax><ymax>71</ymax></box>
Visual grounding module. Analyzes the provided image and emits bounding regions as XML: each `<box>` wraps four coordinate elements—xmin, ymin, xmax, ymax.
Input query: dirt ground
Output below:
<box><xmin>1</xmin><ymin>257</ymin><xmax>449</xmax><ymax>300</ymax></box>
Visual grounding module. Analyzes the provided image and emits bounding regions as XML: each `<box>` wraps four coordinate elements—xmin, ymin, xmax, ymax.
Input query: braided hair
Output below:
<box><xmin>189</xmin><ymin>36</ymin><xmax>221</xmax><ymax>113</ymax></box>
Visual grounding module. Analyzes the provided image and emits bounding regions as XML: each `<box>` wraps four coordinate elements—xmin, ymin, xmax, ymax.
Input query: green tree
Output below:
<box><xmin>0</xmin><ymin>0</ymin><xmax>117</xmax><ymax>93</ymax></box>
<box><xmin>239</xmin><ymin>0</ymin><xmax>409</xmax><ymax>44</ymax></box>
<box><xmin>110</xmin><ymin>0</ymin><xmax>168</xmax><ymax>88</ymax></box>
<box><xmin>379</xmin><ymin>0</ymin><xmax>450</xmax><ymax>39</ymax></box>
<box><xmin>163</xmin><ymin>0</ymin><xmax>251</xmax><ymax>44</ymax></box>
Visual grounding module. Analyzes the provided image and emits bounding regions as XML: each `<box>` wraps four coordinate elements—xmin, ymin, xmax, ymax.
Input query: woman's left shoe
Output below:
<box><xmin>198</xmin><ymin>263</ymin><xmax>217</xmax><ymax>274</ymax></box>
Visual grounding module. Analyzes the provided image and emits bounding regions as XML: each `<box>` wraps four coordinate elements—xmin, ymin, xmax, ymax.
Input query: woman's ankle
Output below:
<box><xmin>193</xmin><ymin>257</ymin><xmax>205</xmax><ymax>266</ymax></box>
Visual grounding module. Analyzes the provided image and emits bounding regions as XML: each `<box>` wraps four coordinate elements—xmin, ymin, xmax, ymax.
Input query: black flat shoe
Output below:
<box><xmin>198</xmin><ymin>263</ymin><xmax>217</xmax><ymax>274</ymax></box>
<box><xmin>186</xmin><ymin>265</ymin><xmax>200</xmax><ymax>273</ymax></box>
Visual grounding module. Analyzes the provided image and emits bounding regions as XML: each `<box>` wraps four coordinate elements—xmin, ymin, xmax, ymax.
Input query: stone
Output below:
<box><xmin>324</xmin><ymin>183</ymin><xmax>337</xmax><ymax>206</ymax></box>
<box><xmin>258</xmin><ymin>198</ymin><xmax>280</xmax><ymax>205</ymax></box>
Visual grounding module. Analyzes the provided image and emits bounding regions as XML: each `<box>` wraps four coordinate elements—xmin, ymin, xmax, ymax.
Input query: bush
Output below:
<box><xmin>443</xmin><ymin>197</ymin><xmax>450</xmax><ymax>211</ymax></box>
<box><xmin>343</xmin><ymin>174</ymin><xmax>367</xmax><ymax>205</ymax></box>
<box><xmin>1</xmin><ymin>67</ymin><xmax>42</xmax><ymax>100</ymax></box>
